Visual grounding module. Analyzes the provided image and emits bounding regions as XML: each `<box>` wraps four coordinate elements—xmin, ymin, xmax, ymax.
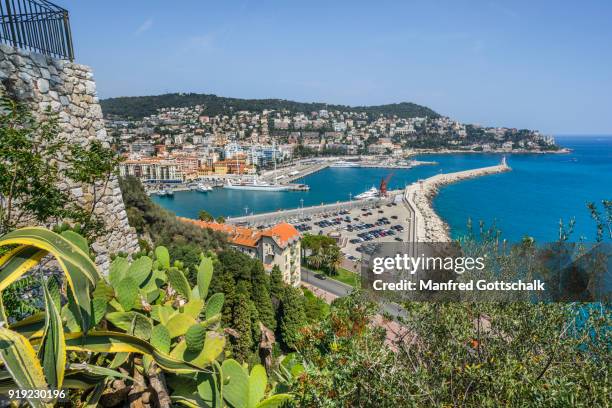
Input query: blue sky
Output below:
<box><xmin>62</xmin><ymin>0</ymin><xmax>611</xmax><ymax>134</ymax></box>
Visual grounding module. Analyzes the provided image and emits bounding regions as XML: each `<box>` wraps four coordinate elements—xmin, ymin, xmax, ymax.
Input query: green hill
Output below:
<box><xmin>100</xmin><ymin>92</ymin><xmax>440</xmax><ymax>120</ymax></box>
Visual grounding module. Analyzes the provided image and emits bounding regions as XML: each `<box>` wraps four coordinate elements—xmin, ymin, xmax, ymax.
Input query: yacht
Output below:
<box><xmin>196</xmin><ymin>183</ymin><xmax>213</xmax><ymax>192</ymax></box>
<box><xmin>330</xmin><ymin>160</ymin><xmax>359</xmax><ymax>168</ymax></box>
<box><xmin>225</xmin><ymin>176</ymin><xmax>293</xmax><ymax>192</ymax></box>
<box><xmin>158</xmin><ymin>188</ymin><xmax>174</xmax><ymax>197</ymax></box>
<box><xmin>355</xmin><ymin>186</ymin><xmax>379</xmax><ymax>200</ymax></box>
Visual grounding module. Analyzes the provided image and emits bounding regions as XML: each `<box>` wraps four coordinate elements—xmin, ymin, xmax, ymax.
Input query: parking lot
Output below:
<box><xmin>288</xmin><ymin>199</ymin><xmax>413</xmax><ymax>264</ymax></box>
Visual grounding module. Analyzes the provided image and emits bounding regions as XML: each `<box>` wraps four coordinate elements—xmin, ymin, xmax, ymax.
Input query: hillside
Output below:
<box><xmin>100</xmin><ymin>92</ymin><xmax>440</xmax><ymax>120</ymax></box>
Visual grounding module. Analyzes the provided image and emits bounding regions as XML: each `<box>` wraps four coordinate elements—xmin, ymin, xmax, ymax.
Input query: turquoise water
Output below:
<box><xmin>434</xmin><ymin>136</ymin><xmax>612</xmax><ymax>242</ymax></box>
<box><xmin>152</xmin><ymin>136</ymin><xmax>612</xmax><ymax>242</ymax></box>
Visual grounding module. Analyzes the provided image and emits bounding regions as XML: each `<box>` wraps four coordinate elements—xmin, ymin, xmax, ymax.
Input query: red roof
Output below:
<box><xmin>180</xmin><ymin>218</ymin><xmax>300</xmax><ymax>249</ymax></box>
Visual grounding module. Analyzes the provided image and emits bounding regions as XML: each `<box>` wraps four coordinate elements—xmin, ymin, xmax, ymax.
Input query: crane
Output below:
<box><xmin>379</xmin><ymin>172</ymin><xmax>394</xmax><ymax>197</ymax></box>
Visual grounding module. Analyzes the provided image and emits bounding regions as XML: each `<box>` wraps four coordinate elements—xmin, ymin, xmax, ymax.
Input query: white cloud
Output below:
<box><xmin>135</xmin><ymin>18</ymin><xmax>154</xmax><ymax>35</ymax></box>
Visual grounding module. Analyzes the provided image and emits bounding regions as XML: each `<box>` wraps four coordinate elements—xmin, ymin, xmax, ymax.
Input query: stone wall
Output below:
<box><xmin>0</xmin><ymin>44</ymin><xmax>139</xmax><ymax>273</ymax></box>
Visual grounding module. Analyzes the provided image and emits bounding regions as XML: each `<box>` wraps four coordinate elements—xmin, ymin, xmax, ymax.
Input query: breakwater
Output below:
<box><xmin>404</xmin><ymin>161</ymin><xmax>511</xmax><ymax>242</ymax></box>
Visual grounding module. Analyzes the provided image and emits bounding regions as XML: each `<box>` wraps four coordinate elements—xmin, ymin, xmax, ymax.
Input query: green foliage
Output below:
<box><xmin>101</xmin><ymin>92</ymin><xmax>439</xmax><ymax>120</ymax></box>
<box><xmin>220</xmin><ymin>359</ymin><xmax>292</xmax><ymax>408</ymax></box>
<box><xmin>119</xmin><ymin>176</ymin><xmax>226</xmax><ymax>273</ymax></box>
<box><xmin>115</xmin><ymin>277</ymin><xmax>139</xmax><ymax>311</ymax></box>
<box><xmin>286</xmin><ymin>291</ymin><xmax>611</xmax><ymax>407</ymax></box>
<box><xmin>1</xmin><ymin>275</ymin><xmax>40</xmax><ymax>321</ymax></box>
<box><xmin>155</xmin><ymin>245</ymin><xmax>171</xmax><ymax>269</ymax></box>
<box><xmin>251</xmin><ymin>262</ymin><xmax>276</xmax><ymax>331</ymax></box>
<box><xmin>167</xmin><ymin>267</ymin><xmax>191</xmax><ymax>300</ymax></box>
<box><xmin>301</xmin><ymin>234</ymin><xmax>342</xmax><ymax>274</ymax></box>
<box><xmin>205</xmin><ymin>292</ymin><xmax>225</xmax><ymax>319</ymax></box>
<box><xmin>185</xmin><ymin>324</ymin><xmax>207</xmax><ymax>352</ymax></box>
<box><xmin>278</xmin><ymin>287</ymin><xmax>307</xmax><ymax>351</ymax></box>
<box><xmin>126</xmin><ymin>255</ymin><xmax>153</xmax><ymax>287</ymax></box>
<box><xmin>166</xmin><ymin>313</ymin><xmax>198</xmax><ymax>338</ymax></box>
<box><xmin>269</xmin><ymin>265</ymin><xmax>284</xmax><ymax>299</ymax></box>
<box><xmin>150</xmin><ymin>324</ymin><xmax>171</xmax><ymax>354</ymax></box>
<box><xmin>301</xmin><ymin>288</ymin><xmax>330</xmax><ymax>323</ymax></box>
<box><xmin>0</xmin><ymin>227</ymin><xmax>291</xmax><ymax>406</ymax></box>
<box><xmin>0</xmin><ymin>93</ymin><xmax>120</xmax><ymax>241</ymax></box>
<box><xmin>106</xmin><ymin>311</ymin><xmax>153</xmax><ymax>339</ymax></box>
<box><xmin>197</xmin><ymin>255</ymin><xmax>214</xmax><ymax>299</ymax></box>
<box><xmin>199</xmin><ymin>210</ymin><xmax>214</xmax><ymax>222</ymax></box>
<box><xmin>232</xmin><ymin>282</ymin><xmax>254</xmax><ymax>362</ymax></box>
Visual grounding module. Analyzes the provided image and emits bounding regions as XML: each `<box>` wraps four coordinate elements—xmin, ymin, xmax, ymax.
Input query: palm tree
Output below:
<box><xmin>323</xmin><ymin>245</ymin><xmax>342</xmax><ymax>275</ymax></box>
<box><xmin>307</xmin><ymin>252</ymin><xmax>325</xmax><ymax>270</ymax></box>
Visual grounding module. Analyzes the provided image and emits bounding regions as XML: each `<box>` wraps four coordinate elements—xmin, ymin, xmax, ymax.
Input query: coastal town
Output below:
<box><xmin>106</xmin><ymin>98</ymin><xmax>560</xmax><ymax>187</ymax></box>
<box><xmin>102</xmin><ymin>98</ymin><xmax>545</xmax><ymax>280</ymax></box>
<box><xmin>1</xmin><ymin>1</ymin><xmax>608</xmax><ymax>405</ymax></box>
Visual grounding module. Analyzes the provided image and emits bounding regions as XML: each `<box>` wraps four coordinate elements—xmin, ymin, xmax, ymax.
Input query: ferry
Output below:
<box><xmin>330</xmin><ymin>160</ymin><xmax>359</xmax><ymax>168</ymax></box>
<box><xmin>355</xmin><ymin>186</ymin><xmax>379</xmax><ymax>200</ymax></box>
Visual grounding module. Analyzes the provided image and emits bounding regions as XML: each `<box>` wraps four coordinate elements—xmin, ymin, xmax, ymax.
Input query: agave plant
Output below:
<box><xmin>0</xmin><ymin>227</ymin><xmax>292</xmax><ymax>407</ymax></box>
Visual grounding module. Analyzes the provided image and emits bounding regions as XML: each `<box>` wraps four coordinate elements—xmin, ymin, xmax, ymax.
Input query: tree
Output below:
<box><xmin>301</xmin><ymin>234</ymin><xmax>342</xmax><ymax>273</ymax></box>
<box><xmin>232</xmin><ymin>281</ymin><xmax>254</xmax><ymax>362</ymax></box>
<box><xmin>198</xmin><ymin>209</ymin><xmax>214</xmax><ymax>222</ymax></box>
<box><xmin>216</xmin><ymin>215</ymin><xmax>226</xmax><ymax>223</ymax></box>
<box><xmin>269</xmin><ymin>265</ymin><xmax>284</xmax><ymax>299</ymax></box>
<box><xmin>322</xmin><ymin>244</ymin><xmax>343</xmax><ymax>275</ymax></box>
<box><xmin>279</xmin><ymin>286</ymin><xmax>307</xmax><ymax>350</ymax></box>
<box><xmin>0</xmin><ymin>93</ymin><xmax>121</xmax><ymax>241</ymax></box>
<box><xmin>250</xmin><ymin>262</ymin><xmax>276</xmax><ymax>331</ymax></box>
<box><xmin>118</xmin><ymin>176</ymin><xmax>227</xmax><ymax>274</ymax></box>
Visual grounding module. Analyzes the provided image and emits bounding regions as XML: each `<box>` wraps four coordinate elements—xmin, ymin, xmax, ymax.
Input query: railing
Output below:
<box><xmin>0</xmin><ymin>0</ymin><xmax>73</xmax><ymax>60</ymax></box>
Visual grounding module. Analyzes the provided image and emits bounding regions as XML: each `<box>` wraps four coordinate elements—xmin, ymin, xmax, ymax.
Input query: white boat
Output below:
<box><xmin>289</xmin><ymin>170</ymin><xmax>300</xmax><ymax>176</ymax></box>
<box><xmin>224</xmin><ymin>177</ymin><xmax>293</xmax><ymax>192</ymax></box>
<box><xmin>196</xmin><ymin>183</ymin><xmax>213</xmax><ymax>192</ymax></box>
<box><xmin>331</xmin><ymin>160</ymin><xmax>359</xmax><ymax>168</ymax></box>
<box><xmin>158</xmin><ymin>188</ymin><xmax>174</xmax><ymax>197</ymax></box>
<box><xmin>355</xmin><ymin>186</ymin><xmax>379</xmax><ymax>200</ymax></box>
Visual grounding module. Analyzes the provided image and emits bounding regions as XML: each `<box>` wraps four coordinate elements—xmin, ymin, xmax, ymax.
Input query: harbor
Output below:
<box><xmin>260</xmin><ymin>156</ymin><xmax>438</xmax><ymax>184</ymax></box>
<box><xmin>145</xmin><ymin>155</ymin><xmax>436</xmax><ymax>196</ymax></box>
<box><xmin>150</xmin><ymin>154</ymin><xmax>508</xmax><ymax>220</ymax></box>
<box><xmin>220</xmin><ymin>159</ymin><xmax>510</xmax><ymax>264</ymax></box>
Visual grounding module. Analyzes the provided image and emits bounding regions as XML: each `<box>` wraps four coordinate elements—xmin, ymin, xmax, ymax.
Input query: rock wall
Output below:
<box><xmin>0</xmin><ymin>44</ymin><xmax>139</xmax><ymax>273</ymax></box>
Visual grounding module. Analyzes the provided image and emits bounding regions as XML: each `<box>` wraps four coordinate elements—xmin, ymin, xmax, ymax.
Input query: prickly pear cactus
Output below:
<box><xmin>167</xmin><ymin>267</ymin><xmax>191</xmax><ymax>300</ymax></box>
<box><xmin>205</xmin><ymin>293</ymin><xmax>225</xmax><ymax>319</ymax></box>
<box><xmin>151</xmin><ymin>324</ymin><xmax>171</xmax><ymax>354</ymax></box>
<box><xmin>115</xmin><ymin>277</ymin><xmax>139</xmax><ymax>311</ymax></box>
<box><xmin>185</xmin><ymin>324</ymin><xmax>207</xmax><ymax>352</ymax></box>
<box><xmin>126</xmin><ymin>256</ymin><xmax>153</xmax><ymax>287</ymax></box>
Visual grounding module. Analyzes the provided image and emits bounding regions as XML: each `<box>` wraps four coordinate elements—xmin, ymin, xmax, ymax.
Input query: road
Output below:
<box><xmin>301</xmin><ymin>267</ymin><xmax>352</xmax><ymax>297</ymax></box>
<box><xmin>301</xmin><ymin>266</ymin><xmax>406</xmax><ymax>319</ymax></box>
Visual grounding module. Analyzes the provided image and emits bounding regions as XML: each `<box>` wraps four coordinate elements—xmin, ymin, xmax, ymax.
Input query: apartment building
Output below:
<box><xmin>182</xmin><ymin>219</ymin><xmax>301</xmax><ymax>286</ymax></box>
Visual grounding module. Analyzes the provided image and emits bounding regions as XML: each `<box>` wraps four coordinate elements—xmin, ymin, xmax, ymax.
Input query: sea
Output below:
<box><xmin>152</xmin><ymin>135</ymin><xmax>612</xmax><ymax>243</ymax></box>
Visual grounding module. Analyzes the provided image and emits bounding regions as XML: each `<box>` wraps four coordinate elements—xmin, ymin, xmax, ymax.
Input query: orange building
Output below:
<box><xmin>182</xmin><ymin>219</ymin><xmax>301</xmax><ymax>286</ymax></box>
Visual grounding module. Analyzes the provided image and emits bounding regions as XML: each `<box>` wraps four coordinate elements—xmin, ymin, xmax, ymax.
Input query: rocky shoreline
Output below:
<box><xmin>404</xmin><ymin>162</ymin><xmax>511</xmax><ymax>242</ymax></box>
